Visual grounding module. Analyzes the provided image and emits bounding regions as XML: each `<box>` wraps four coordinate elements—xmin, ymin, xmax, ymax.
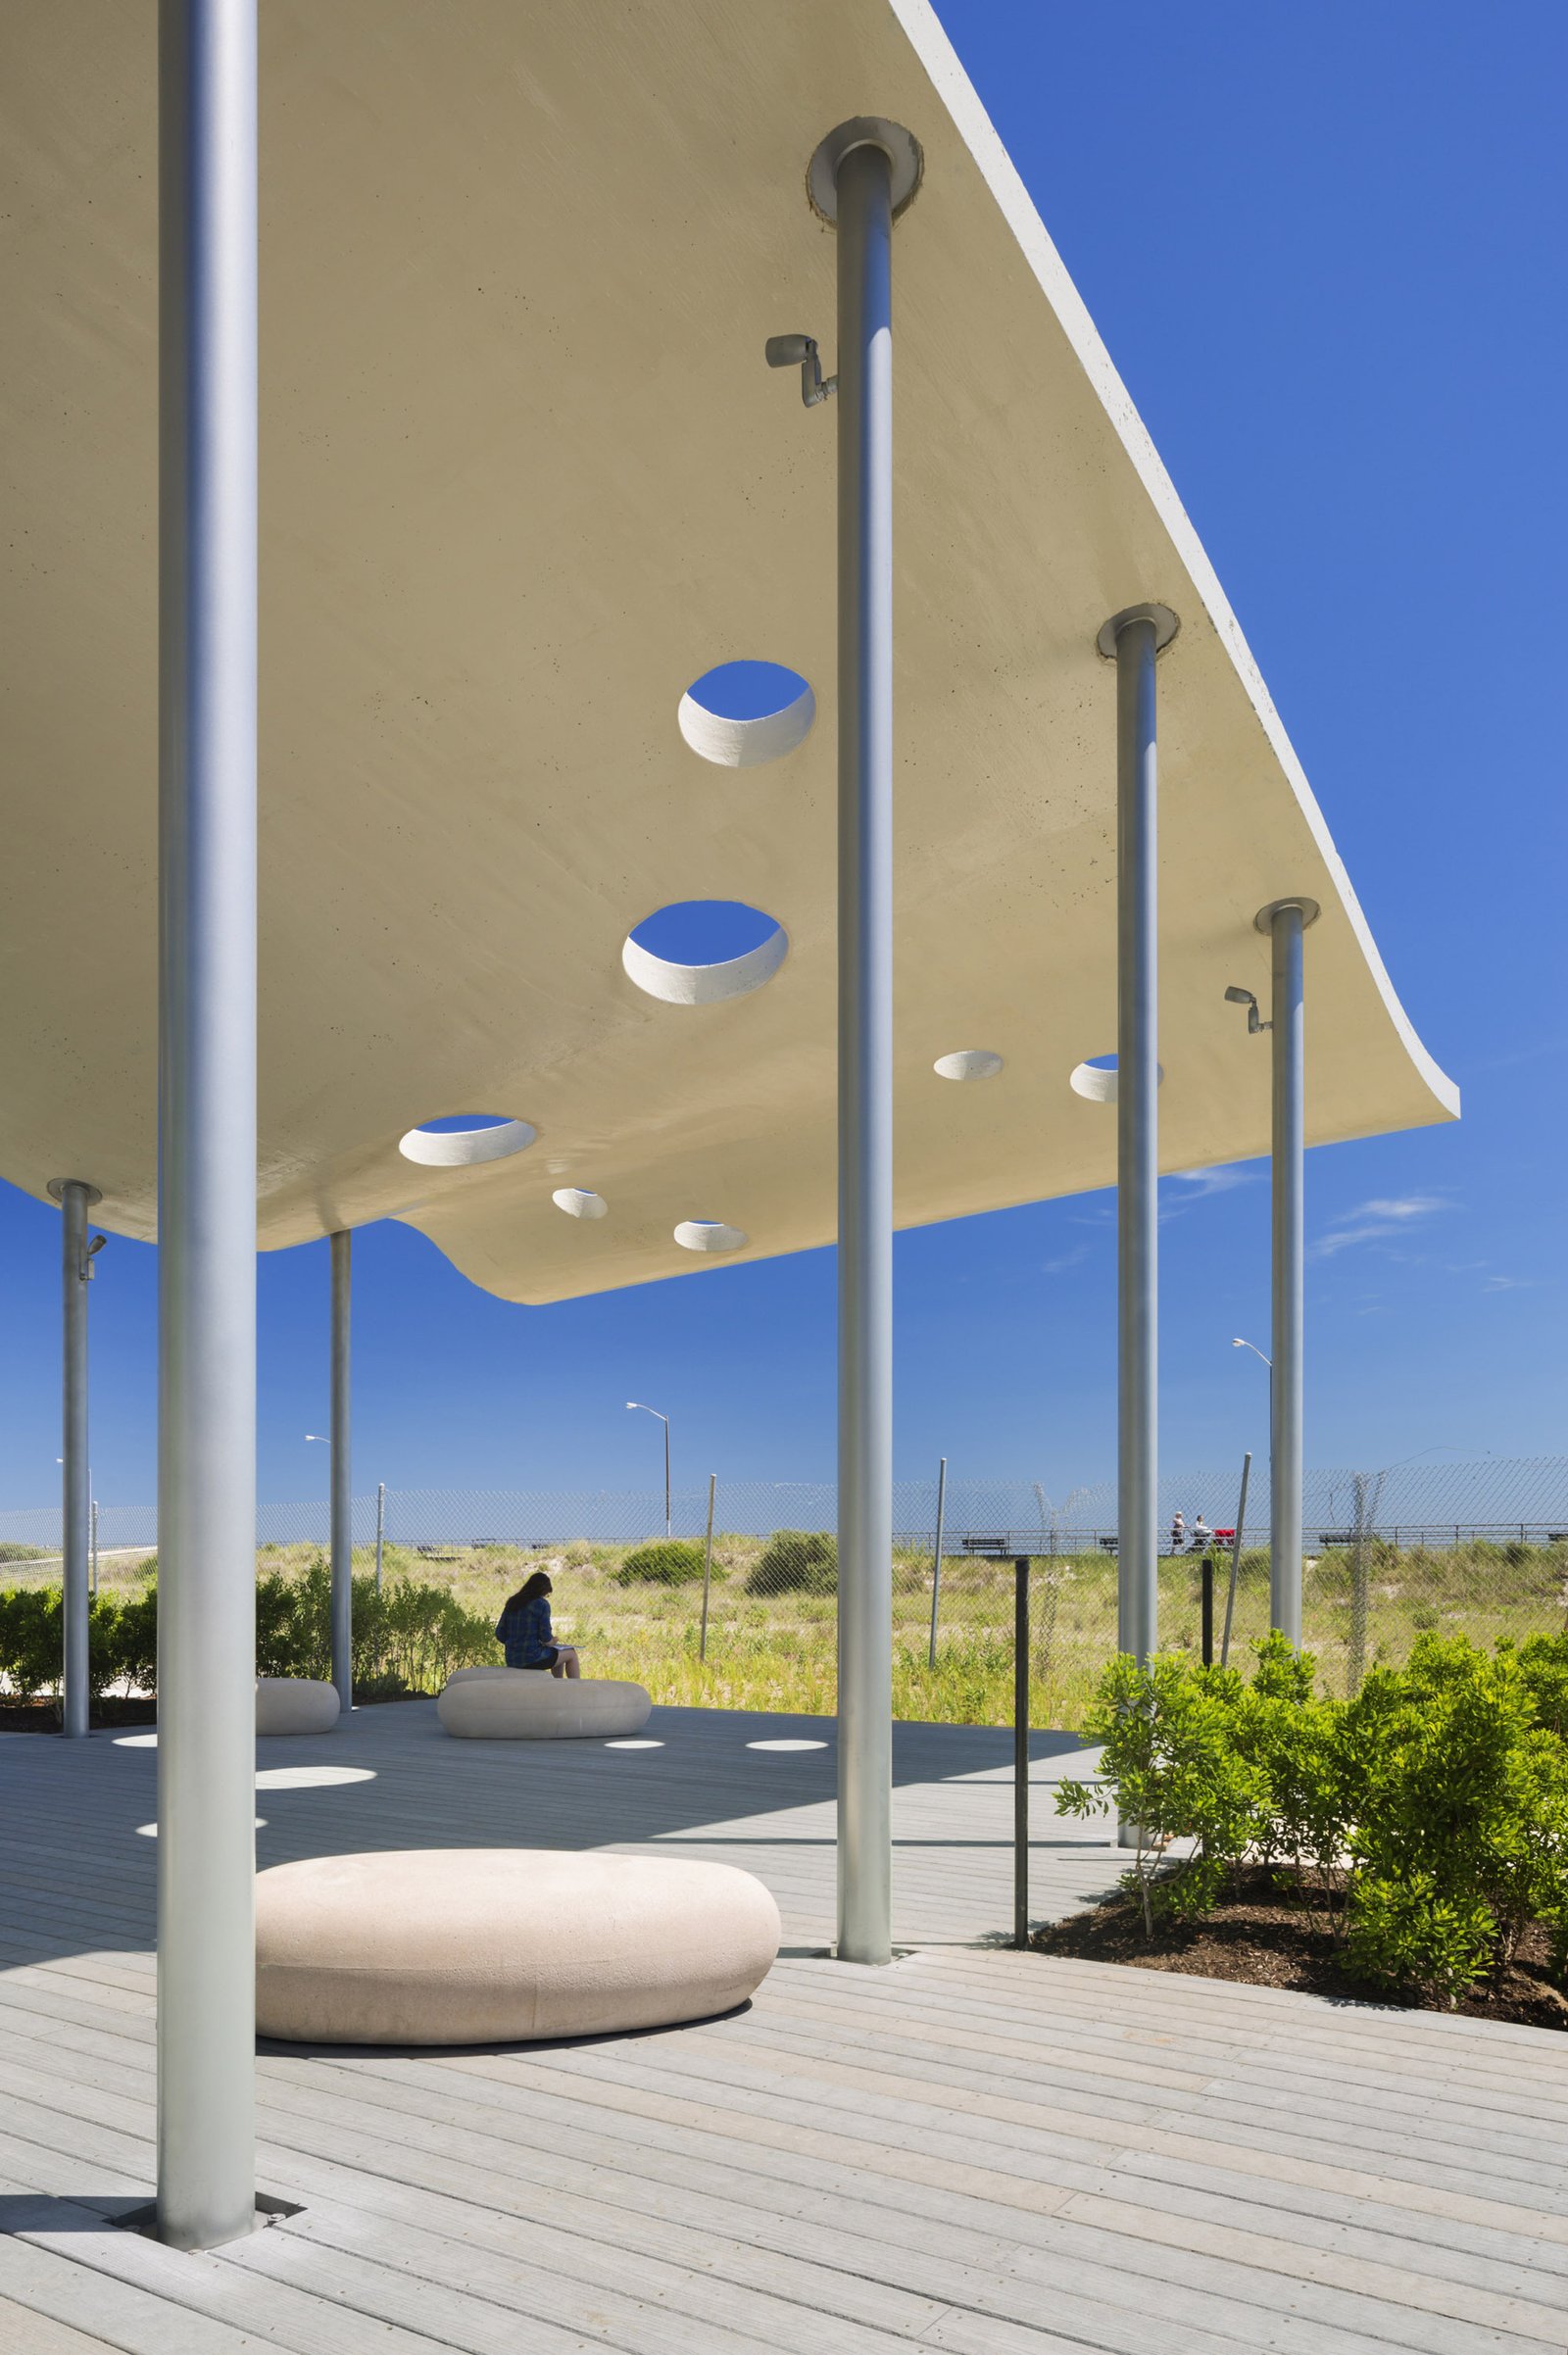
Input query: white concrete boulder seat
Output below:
<box><xmin>255</xmin><ymin>1848</ymin><xmax>781</xmax><ymax>2044</ymax></box>
<box><xmin>437</xmin><ymin>1665</ymin><xmax>651</xmax><ymax>1740</ymax></box>
<box><xmin>255</xmin><ymin>1677</ymin><xmax>340</xmax><ymax>1736</ymax></box>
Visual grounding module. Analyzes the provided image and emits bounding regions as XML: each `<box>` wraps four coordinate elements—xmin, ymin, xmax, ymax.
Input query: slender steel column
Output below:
<box><xmin>832</xmin><ymin>134</ymin><xmax>896</xmax><ymax>1968</ymax></box>
<box><xmin>1099</xmin><ymin>604</ymin><xmax>1175</xmax><ymax>1845</ymax></box>
<box><xmin>1260</xmin><ymin>897</ymin><xmax>1315</xmax><ymax>1643</ymax></box>
<box><xmin>55</xmin><ymin>1180</ymin><xmax>98</xmax><ymax>1738</ymax></box>
<box><xmin>156</xmin><ymin>0</ymin><xmax>258</xmax><ymax>2251</ymax></box>
<box><xmin>329</xmin><ymin>1230</ymin><xmax>353</xmax><ymax>1709</ymax></box>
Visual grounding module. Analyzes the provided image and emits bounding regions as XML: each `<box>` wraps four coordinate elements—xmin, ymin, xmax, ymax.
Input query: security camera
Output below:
<box><xmin>765</xmin><ymin>331</ymin><xmax>835</xmax><ymax>409</ymax></box>
<box><xmin>1224</xmin><ymin>985</ymin><xmax>1268</xmax><ymax>1036</ymax></box>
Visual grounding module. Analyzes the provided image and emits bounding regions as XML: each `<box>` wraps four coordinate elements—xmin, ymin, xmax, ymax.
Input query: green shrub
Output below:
<box><xmin>0</xmin><ymin>1564</ymin><xmax>502</xmax><ymax>1705</ymax></box>
<box><xmin>1343</xmin><ymin>1874</ymin><xmax>1495</xmax><ymax>2003</ymax></box>
<box><xmin>746</xmin><ymin>1530</ymin><xmax>837</xmax><ymax>1596</ymax></box>
<box><xmin>1056</xmin><ymin>1650</ymin><xmax>1268</xmax><ymax>1938</ymax></box>
<box><xmin>616</xmin><ymin>1540</ymin><xmax>706</xmax><ymax>1587</ymax></box>
<box><xmin>0</xmin><ymin>1587</ymin><xmax>61</xmax><ymax>1697</ymax></box>
<box><xmin>1342</xmin><ymin>1633</ymin><xmax>1568</xmax><ymax>1997</ymax></box>
<box><xmin>1059</xmin><ymin>1628</ymin><xmax>1568</xmax><ymax>2000</ymax></box>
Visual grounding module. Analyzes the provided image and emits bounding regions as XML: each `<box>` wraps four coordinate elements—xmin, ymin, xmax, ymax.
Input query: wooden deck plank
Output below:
<box><xmin>3</xmin><ymin>1703</ymin><xmax>1565</xmax><ymax>2355</ymax></box>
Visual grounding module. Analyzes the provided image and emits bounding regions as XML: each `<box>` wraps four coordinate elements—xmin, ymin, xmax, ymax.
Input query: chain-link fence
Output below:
<box><xmin>3</xmin><ymin>1456</ymin><xmax>1563</xmax><ymax>1724</ymax></box>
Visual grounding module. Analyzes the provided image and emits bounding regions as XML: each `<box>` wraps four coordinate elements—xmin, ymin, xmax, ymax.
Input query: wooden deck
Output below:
<box><xmin>3</xmin><ymin>1698</ymin><xmax>1567</xmax><ymax>2353</ymax></box>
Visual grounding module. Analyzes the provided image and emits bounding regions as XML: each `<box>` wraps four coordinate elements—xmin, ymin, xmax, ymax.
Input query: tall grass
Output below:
<box><xmin>43</xmin><ymin>1531</ymin><xmax>1568</xmax><ymax>1728</ymax></box>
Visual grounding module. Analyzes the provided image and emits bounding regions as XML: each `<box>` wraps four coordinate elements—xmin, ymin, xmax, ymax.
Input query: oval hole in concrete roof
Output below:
<box><xmin>673</xmin><ymin>1220</ymin><xmax>748</xmax><ymax>1254</ymax></box>
<box><xmin>399</xmin><ymin>1115</ymin><xmax>538</xmax><ymax>1167</ymax></box>
<box><xmin>1069</xmin><ymin>1055</ymin><xmax>1165</xmax><ymax>1105</ymax></box>
<box><xmin>623</xmin><ymin>901</ymin><xmax>787</xmax><ymax>1006</ymax></box>
<box><xmin>553</xmin><ymin>1187</ymin><xmax>608</xmax><ymax>1220</ymax></box>
<box><xmin>678</xmin><ymin>661</ymin><xmax>814</xmax><ymax>768</ymax></box>
<box><xmin>934</xmin><ymin>1050</ymin><xmax>1004</xmax><ymax>1082</ymax></box>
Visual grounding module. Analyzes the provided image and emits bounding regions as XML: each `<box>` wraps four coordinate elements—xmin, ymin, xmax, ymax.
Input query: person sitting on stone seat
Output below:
<box><xmin>495</xmin><ymin>1569</ymin><xmax>581</xmax><ymax>1679</ymax></box>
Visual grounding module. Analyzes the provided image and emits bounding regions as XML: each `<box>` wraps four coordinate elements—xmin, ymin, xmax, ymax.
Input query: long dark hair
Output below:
<box><xmin>504</xmin><ymin>1568</ymin><xmax>552</xmax><ymax>1614</ymax></box>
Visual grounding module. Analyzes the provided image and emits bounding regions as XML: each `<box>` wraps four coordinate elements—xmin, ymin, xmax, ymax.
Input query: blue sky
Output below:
<box><xmin>3</xmin><ymin>2</ymin><xmax>1563</xmax><ymax>1512</ymax></box>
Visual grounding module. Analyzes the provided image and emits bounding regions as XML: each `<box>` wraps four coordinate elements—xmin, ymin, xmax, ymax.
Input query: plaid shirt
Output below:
<box><xmin>496</xmin><ymin>1594</ymin><xmax>554</xmax><ymax>1667</ymax></box>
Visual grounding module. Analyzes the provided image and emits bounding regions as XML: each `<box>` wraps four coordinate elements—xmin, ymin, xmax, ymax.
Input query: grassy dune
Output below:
<box><xmin>60</xmin><ymin>1531</ymin><xmax>1568</xmax><ymax>1727</ymax></box>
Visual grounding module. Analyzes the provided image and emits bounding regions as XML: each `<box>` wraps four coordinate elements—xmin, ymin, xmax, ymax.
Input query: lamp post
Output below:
<box><xmin>626</xmin><ymin>1401</ymin><xmax>671</xmax><ymax>1538</ymax></box>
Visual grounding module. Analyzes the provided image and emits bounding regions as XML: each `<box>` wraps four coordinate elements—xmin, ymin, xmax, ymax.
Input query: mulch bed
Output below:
<box><xmin>0</xmin><ymin>1696</ymin><xmax>158</xmax><ymax>1734</ymax></box>
<box><xmin>1033</xmin><ymin>1862</ymin><xmax>1568</xmax><ymax>2031</ymax></box>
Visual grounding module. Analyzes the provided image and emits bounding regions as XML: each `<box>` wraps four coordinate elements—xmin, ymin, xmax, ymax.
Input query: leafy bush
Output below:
<box><xmin>1057</xmin><ymin>1650</ymin><xmax>1269</xmax><ymax>1937</ymax></box>
<box><xmin>747</xmin><ymin>1530</ymin><xmax>837</xmax><ymax>1596</ymax></box>
<box><xmin>0</xmin><ymin>1565</ymin><xmax>502</xmax><ymax>1706</ymax></box>
<box><xmin>1061</xmin><ymin>1629</ymin><xmax>1568</xmax><ymax>2002</ymax></box>
<box><xmin>0</xmin><ymin>1587</ymin><xmax>62</xmax><ymax>1697</ymax></box>
<box><xmin>615</xmin><ymin>1540</ymin><xmax>706</xmax><ymax>1587</ymax></box>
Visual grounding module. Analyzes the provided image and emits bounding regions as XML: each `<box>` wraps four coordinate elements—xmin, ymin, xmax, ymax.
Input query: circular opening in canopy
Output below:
<box><xmin>1068</xmin><ymin>1055</ymin><xmax>1164</xmax><ymax>1105</ymax></box>
<box><xmin>623</xmin><ymin>902</ymin><xmax>787</xmax><ymax>1006</ymax></box>
<box><xmin>398</xmin><ymin>1115</ymin><xmax>538</xmax><ymax>1167</ymax></box>
<box><xmin>673</xmin><ymin>1220</ymin><xmax>748</xmax><ymax>1255</ymax></box>
<box><xmin>553</xmin><ymin>1187</ymin><xmax>608</xmax><ymax>1220</ymax></box>
<box><xmin>934</xmin><ymin>1050</ymin><xmax>1004</xmax><ymax>1082</ymax></box>
<box><xmin>677</xmin><ymin>661</ymin><xmax>814</xmax><ymax>768</ymax></box>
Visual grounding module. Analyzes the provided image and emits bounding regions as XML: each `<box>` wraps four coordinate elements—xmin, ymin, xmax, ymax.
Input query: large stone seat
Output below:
<box><xmin>437</xmin><ymin>1670</ymin><xmax>651</xmax><ymax>1740</ymax></box>
<box><xmin>256</xmin><ymin>1677</ymin><xmax>340</xmax><ymax>1736</ymax></box>
<box><xmin>255</xmin><ymin>1847</ymin><xmax>780</xmax><ymax>2044</ymax></box>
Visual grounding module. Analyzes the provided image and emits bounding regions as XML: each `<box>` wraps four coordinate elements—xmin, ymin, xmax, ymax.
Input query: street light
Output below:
<box><xmin>1231</xmin><ymin>1336</ymin><xmax>1271</xmax><ymax>1373</ymax></box>
<box><xmin>626</xmin><ymin>1401</ymin><xmax>671</xmax><ymax>1538</ymax></box>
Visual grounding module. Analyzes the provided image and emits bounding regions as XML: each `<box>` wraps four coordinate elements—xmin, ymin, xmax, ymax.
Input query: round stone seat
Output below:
<box><xmin>437</xmin><ymin>1670</ymin><xmax>651</xmax><ymax>1740</ymax></box>
<box><xmin>255</xmin><ymin>1848</ymin><xmax>780</xmax><ymax>2044</ymax></box>
<box><xmin>256</xmin><ymin>1677</ymin><xmax>340</xmax><ymax>1736</ymax></box>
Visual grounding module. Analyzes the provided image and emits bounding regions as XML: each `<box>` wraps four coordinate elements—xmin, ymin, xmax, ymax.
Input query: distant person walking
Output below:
<box><xmin>1169</xmin><ymin>1510</ymin><xmax>1187</xmax><ymax>1554</ymax></box>
<box><xmin>495</xmin><ymin>1569</ymin><xmax>581</xmax><ymax>1679</ymax></box>
<box><xmin>1192</xmin><ymin>1515</ymin><xmax>1212</xmax><ymax>1553</ymax></box>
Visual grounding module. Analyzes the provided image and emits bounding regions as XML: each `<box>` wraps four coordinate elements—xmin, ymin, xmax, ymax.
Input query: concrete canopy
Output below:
<box><xmin>1</xmin><ymin>0</ymin><xmax>1455</xmax><ymax>1304</ymax></box>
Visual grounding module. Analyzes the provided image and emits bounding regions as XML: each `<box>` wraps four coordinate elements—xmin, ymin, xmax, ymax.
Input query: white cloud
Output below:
<box><xmin>1312</xmin><ymin>1194</ymin><xmax>1448</xmax><ymax>1259</ymax></box>
<box><xmin>1168</xmin><ymin>1164</ymin><xmax>1260</xmax><ymax>1200</ymax></box>
<box><xmin>1041</xmin><ymin>1243</ymin><xmax>1090</xmax><ymax>1277</ymax></box>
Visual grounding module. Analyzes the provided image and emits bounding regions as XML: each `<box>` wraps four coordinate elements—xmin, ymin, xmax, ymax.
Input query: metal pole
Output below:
<box><xmin>91</xmin><ymin>1498</ymin><xmax>100</xmax><ymax>1600</ymax></box>
<box><xmin>1262</xmin><ymin>899</ymin><xmax>1312</xmax><ymax>1644</ymax></box>
<box><xmin>374</xmin><ymin>1480</ymin><xmax>385</xmax><ymax>1596</ymax></box>
<box><xmin>329</xmin><ymin>1229</ymin><xmax>353</xmax><ymax>1709</ymax></box>
<box><xmin>58</xmin><ymin>1180</ymin><xmax>95</xmax><ymax>1738</ymax></box>
<box><xmin>699</xmin><ymin>1473</ymin><xmax>716</xmax><ymax>1661</ymax></box>
<box><xmin>1200</xmin><ymin>1556</ymin><xmax>1213</xmax><ymax>1666</ymax></box>
<box><xmin>927</xmin><ymin>1456</ymin><xmax>948</xmax><ymax>1669</ymax></box>
<box><xmin>1348</xmin><ymin>1469</ymin><xmax>1370</xmax><ymax>1695</ymax></box>
<box><xmin>156</xmin><ymin>0</ymin><xmax>258</xmax><ymax>2251</ymax></box>
<box><xmin>1014</xmin><ymin>1556</ymin><xmax>1030</xmax><ymax>1949</ymax></box>
<box><xmin>834</xmin><ymin>130</ymin><xmax>898</xmax><ymax>1967</ymax></box>
<box><xmin>663</xmin><ymin>1417</ymin><xmax>671</xmax><ymax>1541</ymax></box>
<box><xmin>1100</xmin><ymin>604</ymin><xmax>1175</xmax><ymax>1850</ymax></box>
<box><xmin>1220</xmin><ymin>1449</ymin><xmax>1251</xmax><ymax>1669</ymax></box>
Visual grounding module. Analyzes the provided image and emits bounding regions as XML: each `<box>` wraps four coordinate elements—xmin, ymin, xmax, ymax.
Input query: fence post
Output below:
<box><xmin>1200</xmin><ymin>1554</ymin><xmax>1213</xmax><ymax>1666</ymax></box>
<box><xmin>927</xmin><ymin>1456</ymin><xmax>948</xmax><ymax>1669</ymax></box>
<box><xmin>1219</xmin><ymin>1450</ymin><xmax>1251</xmax><ymax>1670</ymax></box>
<box><xmin>699</xmin><ymin>1474</ymin><xmax>716</xmax><ymax>1662</ymax></box>
<box><xmin>1014</xmin><ymin>1554</ymin><xmax>1030</xmax><ymax>1950</ymax></box>
<box><xmin>91</xmin><ymin>1498</ymin><xmax>99</xmax><ymax>1600</ymax></box>
<box><xmin>1348</xmin><ymin>1471</ymin><xmax>1370</xmax><ymax>1696</ymax></box>
<box><xmin>374</xmin><ymin>1481</ymin><xmax>385</xmax><ymax>1596</ymax></box>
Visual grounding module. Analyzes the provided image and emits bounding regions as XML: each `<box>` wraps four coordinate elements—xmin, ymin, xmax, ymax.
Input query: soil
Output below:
<box><xmin>0</xmin><ymin>1689</ymin><xmax>428</xmax><ymax>1734</ymax></box>
<box><xmin>0</xmin><ymin>1695</ymin><xmax>158</xmax><ymax>1734</ymax></box>
<box><xmin>1033</xmin><ymin>1862</ymin><xmax>1568</xmax><ymax>2031</ymax></box>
